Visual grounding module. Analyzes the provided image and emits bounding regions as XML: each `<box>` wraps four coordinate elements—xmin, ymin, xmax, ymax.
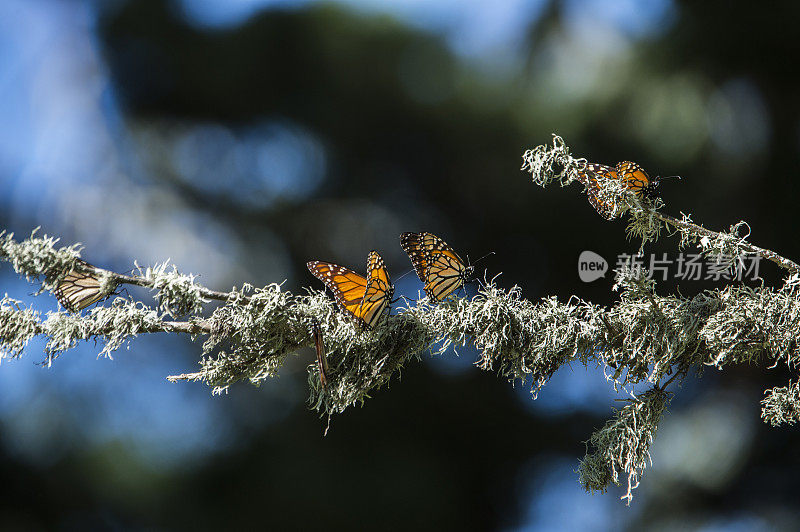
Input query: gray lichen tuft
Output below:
<box><xmin>42</xmin><ymin>298</ymin><xmax>165</xmax><ymax>364</ymax></box>
<box><xmin>626</xmin><ymin>202</ymin><xmax>664</xmax><ymax>251</ymax></box>
<box><xmin>578</xmin><ymin>388</ymin><xmax>671</xmax><ymax>504</ymax></box>
<box><xmin>700</xmin><ymin>279</ymin><xmax>800</xmax><ymax>369</ymax></box>
<box><xmin>406</xmin><ymin>284</ymin><xmax>600</xmax><ymax>398</ymax></box>
<box><xmin>605</xmin><ymin>267</ymin><xmax>707</xmax><ymax>388</ymax></box>
<box><xmin>521</xmin><ymin>134</ymin><xmax>585</xmax><ymax>187</ymax></box>
<box><xmin>169</xmin><ymin>280</ymin><xmax>605</xmax><ymax>410</ymax></box>
<box><xmin>761</xmin><ymin>380</ymin><xmax>800</xmax><ymax>426</ymax></box>
<box><xmin>696</xmin><ymin>221</ymin><xmax>755</xmax><ymax>275</ymax></box>
<box><xmin>139</xmin><ymin>260</ymin><xmax>208</xmax><ymax>316</ymax></box>
<box><xmin>182</xmin><ymin>283</ymin><xmax>312</xmax><ymax>392</ymax></box>
<box><xmin>0</xmin><ymin>229</ymin><xmax>82</xmax><ymax>291</ymax></box>
<box><xmin>0</xmin><ymin>296</ymin><xmax>43</xmax><ymax>360</ymax></box>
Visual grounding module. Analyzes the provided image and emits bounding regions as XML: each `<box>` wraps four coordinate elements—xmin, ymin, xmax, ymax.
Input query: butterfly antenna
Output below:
<box><xmin>393</xmin><ymin>268</ymin><xmax>416</xmax><ymax>282</ymax></box>
<box><xmin>658</xmin><ymin>174</ymin><xmax>682</xmax><ymax>181</ymax></box>
<box><xmin>471</xmin><ymin>251</ymin><xmax>496</xmax><ymax>266</ymax></box>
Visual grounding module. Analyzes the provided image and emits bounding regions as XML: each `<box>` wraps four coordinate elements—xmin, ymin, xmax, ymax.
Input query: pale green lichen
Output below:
<box><xmin>626</xmin><ymin>201</ymin><xmax>665</xmax><ymax>251</ymax></box>
<box><xmin>604</xmin><ymin>266</ymin><xmax>711</xmax><ymax>388</ymax></box>
<box><xmin>521</xmin><ymin>134</ymin><xmax>585</xmax><ymax>187</ymax></box>
<box><xmin>696</xmin><ymin>221</ymin><xmax>755</xmax><ymax>274</ymax></box>
<box><xmin>578</xmin><ymin>388</ymin><xmax>671</xmax><ymax>504</ymax></box>
<box><xmin>42</xmin><ymin>298</ymin><xmax>165</xmax><ymax>364</ymax></box>
<box><xmin>405</xmin><ymin>285</ymin><xmax>599</xmax><ymax>398</ymax></box>
<box><xmin>761</xmin><ymin>380</ymin><xmax>800</xmax><ymax>426</ymax></box>
<box><xmin>0</xmin><ymin>229</ymin><xmax>83</xmax><ymax>291</ymax></box>
<box><xmin>700</xmin><ymin>279</ymin><xmax>800</xmax><ymax>369</ymax></box>
<box><xmin>138</xmin><ymin>260</ymin><xmax>208</xmax><ymax>316</ymax></box>
<box><xmin>0</xmin><ymin>297</ymin><xmax>43</xmax><ymax>360</ymax></box>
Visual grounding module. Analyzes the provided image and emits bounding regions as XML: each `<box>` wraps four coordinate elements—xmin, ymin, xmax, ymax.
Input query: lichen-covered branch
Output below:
<box><xmin>0</xmin><ymin>295</ymin><xmax>211</xmax><ymax>365</ymax></box>
<box><xmin>2</xmin><ymin>134</ymin><xmax>799</xmax><ymax>503</ymax></box>
<box><xmin>0</xmin><ymin>229</ymin><xmax>241</xmax><ymax>316</ymax></box>
<box><xmin>652</xmin><ymin>211</ymin><xmax>800</xmax><ymax>275</ymax></box>
<box><xmin>520</xmin><ymin>134</ymin><xmax>800</xmax><ymax>500</ymax></box>
<box><xmin>521</xmin><ymin>135</ymin><xmax>800</xmax><ymax>275</ymax></box>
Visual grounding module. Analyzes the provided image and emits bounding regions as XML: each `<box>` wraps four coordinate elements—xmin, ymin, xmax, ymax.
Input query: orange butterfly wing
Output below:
<box><xmin>616</xmin><ymin>160</ymin><xmax>652</xmax><ymax>195</ymax></box>
<box><xmin>357</xmin><ymin>251</ymin><xmax>393</xmax><ymax>328</ymax></box>
<box><xmin>578</xmin><ymin>160</ymin><xmax>660</xmax><ymax>219</ymax></box>
<box><xmin>307</xmin><ymin>251</ymin><xmax>393</xmax><ymax>329</ymax></box>
<box><xmin>400</xmin><ymin>232</ymin><xmax>429</xmax><ymax>282</ymax></box>
<box><xmin>400</xmin><ymin>232</ymin><xmax>470</xmax><ymax>301</ymax></box>
<box><xmin>307</xmin><ymin>261</ymin><xmax>369</xmax><ymax>316</ymax></box>
<box><xmin>577</xmin><ymin>163</ymin><xmax>619</xmax><ymax>220</ymax></box>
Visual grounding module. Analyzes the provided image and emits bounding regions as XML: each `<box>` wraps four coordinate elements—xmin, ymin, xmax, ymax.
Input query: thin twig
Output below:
<box><xmin>157</xmin><ymin>319</ymin><xmax>214</xmax><ymax>334</ymax></box>
<box><xmin>656</xmin><ymin>369</ymin><xmax>683</xmax><ymax>391</ymax></box>
<box><xmin>114</xmin><ymin>272</ymin><xmax>243</xmax><ymax>302</ymax></box>
<box><xmin>652</xmin><ymin>211</ymin><xmax>800</xmax><ymax>275</ymax></box>
<box><xmin>76</xmin><ymin>263</ymin><xmax>248</xmax><ymax>303</ymax></box>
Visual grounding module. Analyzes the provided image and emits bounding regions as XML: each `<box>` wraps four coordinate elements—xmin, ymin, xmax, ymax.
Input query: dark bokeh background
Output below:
<box><xmin>2</xmin><ymin>0</ymin><xmax>799</xmax><ymax>529</ymax></box>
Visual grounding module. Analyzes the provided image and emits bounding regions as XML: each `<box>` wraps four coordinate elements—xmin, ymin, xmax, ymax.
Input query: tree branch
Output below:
<box><xmin>2</xmin><ymin>135</ymin><xmax>799</xmax><ymax>503</ymax></box>
<box><xmin>650</xmin><ymin>210</ymin><xmax>800</xmax><ymax>275</ymax></box>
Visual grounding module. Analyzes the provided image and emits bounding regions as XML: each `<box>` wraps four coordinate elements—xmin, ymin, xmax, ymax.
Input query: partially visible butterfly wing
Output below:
<box><xmin>354</xmin><ymin>251</ymin><xmax>393</xmax><ymax>328</ymax></box>
<box><xmin>576</xmin><ymin>163</ymin><xmax>619</xmax><ymax>220</ymax></box>
<box><xmin>616</xmin><ymin>160</ymin><xmax>653</xmax><ymax>195</ymax></box>
<box><xmin>311</xmin><ymin>320</ymin><xmax>329</xmax><ymax>389</ymax></box>
<box><xmin>399</xmin><ymin>232</ymin><xmax>429</xmax><ymax>282</ymax></box>
<box><xmin>54</xmin><ymin>260</ymin><xmax>110</xmax><ymax>312</ymax></box>
<box><xmin>416</xmin><ymin>233</ymin><xmax>469</xmax><ymax>301</ymax></box>
<box><xmin>307</xmin><ymin>261</ymin><xmax>369</xmax><ymax>316</ymax></box>
<box><xmin>356</xmin><ymin>277</ymin><xmax>392</xmax><ymax>328</ymax></box>
<box><xmin>366</xmin><ymin>250</ymin><xmax>392</xmax><ymax>286</ymax></box>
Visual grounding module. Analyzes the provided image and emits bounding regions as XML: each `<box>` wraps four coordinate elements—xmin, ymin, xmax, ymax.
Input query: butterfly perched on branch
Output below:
<box><xmin>307</xmin><ymin>251</ymin><xmax>394</xmax><ymax>329</ymax></box>
<box><xmin>400</xmin><ymin>232</ymin><xmax>474</xmax><ymax>301</ymax></box>
<box><xmin>54</xmin><ymin>259</ymin><xmax>117</xmax><ymax>312</ymax></box>
<box><xmin>577</xmin><ymin>161</ymin><xmax>663</xmax><ymax>220</ymax></box>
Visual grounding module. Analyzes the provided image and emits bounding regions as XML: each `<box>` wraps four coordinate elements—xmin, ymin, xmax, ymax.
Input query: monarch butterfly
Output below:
<box><xmin>307</xmin><ymin>251</ymin><xmax>394</xmax><ymax>329</ymax></box>
<box><xmin>400</xmin><ymin>232</ymin><xmax>474</xmax><ymax>301</ymax></box>
<box><xmin>54</xmin><ymin>259</ymin><xmax>116</xmax><ymax>312</ymax></box>
<box><xmin>577</xmin><ymin>161</ymin><xmax>660</xmax><ymax>220</ymax></box>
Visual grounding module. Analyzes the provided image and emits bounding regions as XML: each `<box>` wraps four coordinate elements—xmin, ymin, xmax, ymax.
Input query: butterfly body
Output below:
<box><xmin>54</xmin><ymin>259</ymin><xmax>115</xmax><ymax>312</ymax></box>
<box><xmin>577</xmin><ymin>161</ymin><xmax>660</xmax><ymax>219</ymax></box>
<box><xmin>307</xmin><ymin>251</ymin><xmax>394</xmax><ymax>329</ymax></box>
<box><xmin>400</xmin><ymin>232</ymin><xmax>473</xmax><ymax>301</ymax></box>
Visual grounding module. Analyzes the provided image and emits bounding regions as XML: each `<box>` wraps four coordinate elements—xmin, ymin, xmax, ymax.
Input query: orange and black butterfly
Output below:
<box><xmin>54</xmin><ymin>259</ymin><xmax>116</xmax><ymax>312</ymax></box>
<box><xmin>400</xmin><ymin>232</ymin><xmax>474</xmax><ymax>301</ymax></box>
<box><xmin>307</xmin><ymin>251</ymin><xmax>394</xmax><ymax>329</ymax></box>
<box><xmin>577</xmin><ymin>161</ymin><xmax>660</xmax><ymax>220</ymax></box>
